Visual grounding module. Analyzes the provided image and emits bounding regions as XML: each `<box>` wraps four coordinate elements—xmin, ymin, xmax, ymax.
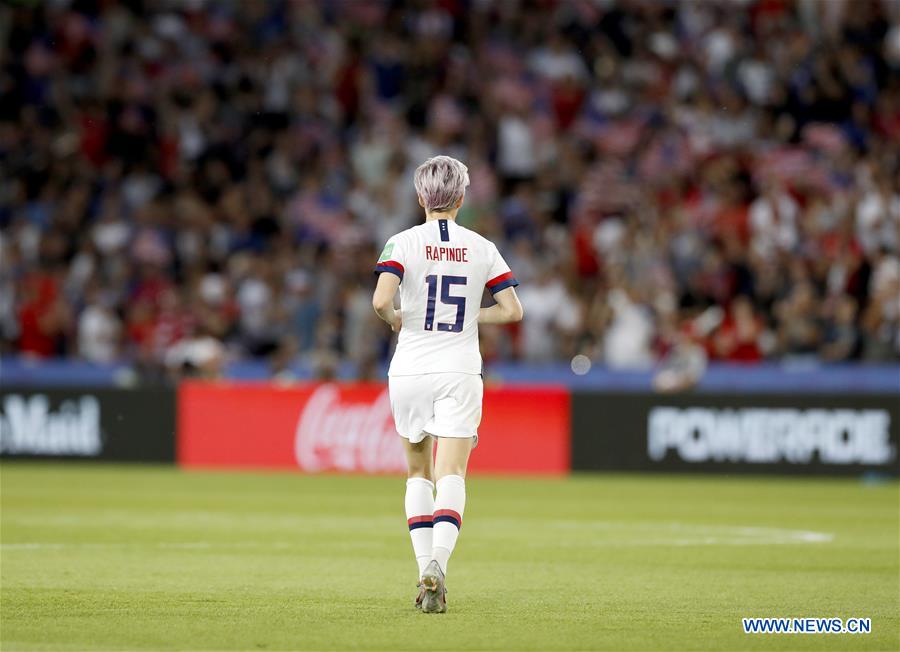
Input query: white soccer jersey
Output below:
<box><xmin>374</xmin><ymin>219</ymin><xmax>518</xmax><ymax>376</ymax></box>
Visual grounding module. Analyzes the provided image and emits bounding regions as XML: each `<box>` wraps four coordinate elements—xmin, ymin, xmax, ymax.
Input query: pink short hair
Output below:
<box><xmin>413</xmin><ymin>155</ymin><xmax>470</xmax><ymax>212</ymax></box>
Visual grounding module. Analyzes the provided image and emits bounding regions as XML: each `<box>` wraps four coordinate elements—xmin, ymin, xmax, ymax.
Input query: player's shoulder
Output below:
<box><xmin>453</xmin><ymin>223</ymin><xmax>497</xmax><ymax>249</ymax></box>
<box><xmin>389</xmin><ymin>222</ymin><xmax>428</xmax><ymax>244</ymax></box>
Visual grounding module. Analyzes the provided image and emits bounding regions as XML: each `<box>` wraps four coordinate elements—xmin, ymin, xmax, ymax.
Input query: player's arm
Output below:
<box><xmin>372</xmin><ymin>272</ymin><xmax>402</xmax><ymax>332</ymax></box>
<box><xmin>478</xmin><ymin>286</ymin><xmax>524</xmax><ymax>324</ymax></box>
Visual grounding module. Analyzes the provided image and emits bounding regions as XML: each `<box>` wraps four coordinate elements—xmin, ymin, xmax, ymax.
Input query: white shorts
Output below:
<box><xmin>388</xmin><ymin>372</ymin><xmax>483</xmax><ymax>445</ymax></box>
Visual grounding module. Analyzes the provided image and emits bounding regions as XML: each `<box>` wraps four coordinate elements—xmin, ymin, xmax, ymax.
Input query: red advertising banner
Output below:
<box><xmin>177</xmin><ymin>382</ymin><xmax>570</xmax><ymax>474</ymax></box>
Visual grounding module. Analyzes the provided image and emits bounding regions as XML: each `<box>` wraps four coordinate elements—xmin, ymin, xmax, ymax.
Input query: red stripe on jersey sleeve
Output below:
<box><xmin>486</xmin><ymin>271</ymin><xmax>514</xmax><ymax>288</ymax></box>
<box><xmin>379</xmin><ymin>260</ymin><xmax>404</xmax><ymax>273</ymax></box>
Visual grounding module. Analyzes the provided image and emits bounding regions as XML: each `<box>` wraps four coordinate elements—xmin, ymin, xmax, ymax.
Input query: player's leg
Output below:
<box><xmin>419</xmin><ymin>437</ymin><xmax>472</xmax><ymax>613</ymax></box>
<box><xmin>402</xmin><ymin>435</ymin><xmax>435</xmax><ymax>582</ymax></box>
<box><xmin>431</xmin><ymin>436</ymin><xmax>473</xmax><ymax>574</ymax></box>
<box><xmin>419</xmin><ymin>373</ymin><xmax>481</xmax><ymax>613</ymax></box>
<box><xmin>429</xmin><ymin>373</ymin><xmax>481</xmax><ymax>577</ymax></box>
<box><xmin>388</xmin><ymin>374</ymin><xmax>438</xmax><ymax>595</ymax></box>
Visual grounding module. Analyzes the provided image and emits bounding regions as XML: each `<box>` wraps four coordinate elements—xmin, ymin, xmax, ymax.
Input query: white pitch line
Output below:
<box><xmin>509</xmin><ymin>520</ymin><xmax>836</xmax><ymax>546</ymax></box>
<box><xmin>0</xmin><ymin>541</ymin><xmax>296</xmax><ymax>550</ymax></box>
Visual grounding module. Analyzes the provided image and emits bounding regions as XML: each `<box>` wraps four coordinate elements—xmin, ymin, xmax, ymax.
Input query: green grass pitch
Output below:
<box><xmin>1</xmin><ymin>464</ymin><xmax>898</xmax><ymax>651</ymax></box>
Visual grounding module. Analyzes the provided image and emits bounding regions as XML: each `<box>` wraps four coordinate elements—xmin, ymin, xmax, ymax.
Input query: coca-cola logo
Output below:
<box><xmin>294</xmin><ymin>385</ymin><xmax>405</xmax><ymax>472</ymax></box>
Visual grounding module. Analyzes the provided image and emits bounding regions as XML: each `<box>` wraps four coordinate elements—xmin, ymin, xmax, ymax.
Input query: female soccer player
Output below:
<box><xmin>372</xmin><ymin>156</ymin><xmax>524</xmax><ymax>613</ymax></box>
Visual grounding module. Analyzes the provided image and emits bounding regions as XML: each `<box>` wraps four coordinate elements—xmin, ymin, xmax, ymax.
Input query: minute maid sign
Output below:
<box><xmin>0</xmin><ymin>394</ymin><xmax>102</xmax><ymax>456</ymax></box>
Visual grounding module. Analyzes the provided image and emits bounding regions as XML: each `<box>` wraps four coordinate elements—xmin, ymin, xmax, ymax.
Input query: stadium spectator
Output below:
<box><xmin>1</xmin><ymin>0</ymin><xmax>898</xmax><ymax>379</ymax></box>
<box><xmin>77</xmin><ymin>284</ymin><xmax>122</xmax><ymax>364</ymax></box>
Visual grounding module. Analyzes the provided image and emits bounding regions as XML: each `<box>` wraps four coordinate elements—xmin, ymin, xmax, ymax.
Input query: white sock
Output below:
<box><xmin>405</xmin><ymin>477</ymin><xmax>435</xmax><ymax>578</ymax></box>
<box><xmin>432</xmin><ymin>474</ymin><xmax>466</xmax><ymax>575</ymax></box>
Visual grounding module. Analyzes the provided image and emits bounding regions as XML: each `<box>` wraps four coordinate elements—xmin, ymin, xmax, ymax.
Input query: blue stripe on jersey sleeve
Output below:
<box><xmin>488</xmin><ymin>278</ymin><xmax>519</xmax><ymax>294</ymax></box>
<box><xmin>374</xmin><ymin>263</ymin><xmax>404</xmax><ymax>280</ymax></box>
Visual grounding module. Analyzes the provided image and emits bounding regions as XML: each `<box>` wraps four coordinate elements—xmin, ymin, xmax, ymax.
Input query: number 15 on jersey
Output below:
<box><xmin>424</xmin><ymin>275</ymin><xmax>467</xmax><ymax>332</ymax></box>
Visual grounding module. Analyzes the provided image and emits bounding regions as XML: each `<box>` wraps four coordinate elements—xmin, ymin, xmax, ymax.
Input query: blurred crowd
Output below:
<box><xmin>1</xmin><ymin>0</ymin><xmax>899</xmax><ymax>380</ymax></box>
